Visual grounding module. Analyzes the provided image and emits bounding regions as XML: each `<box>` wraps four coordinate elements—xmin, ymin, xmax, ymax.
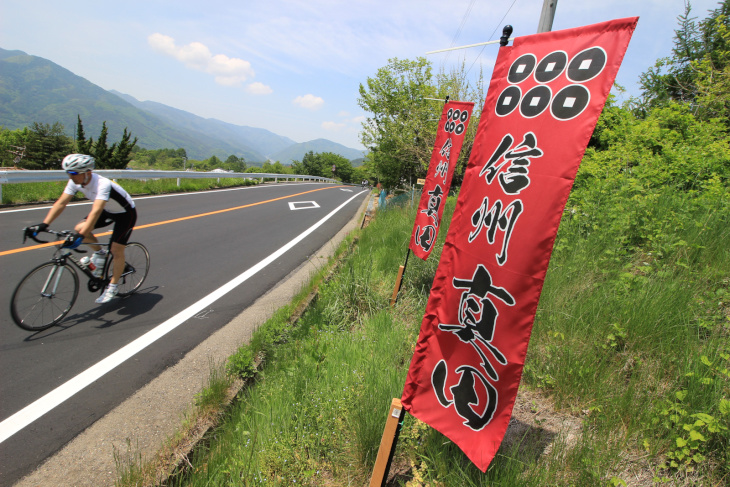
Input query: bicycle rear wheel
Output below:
<box><xmin>104</xmin><ymin>242</ymin><xmax>150</xmax><ymax>296</ymax></box>
<box><xmin>11</xmin><ymin>262</ymin><xmax>79</xmax><ymax>331</ymax></box>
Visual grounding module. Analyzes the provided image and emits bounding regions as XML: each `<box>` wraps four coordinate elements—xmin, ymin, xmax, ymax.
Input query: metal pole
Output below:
<box><xmin>537</xmin><ymin>0</ymin><xmax>558</xmax><ymax>33</ymax></box>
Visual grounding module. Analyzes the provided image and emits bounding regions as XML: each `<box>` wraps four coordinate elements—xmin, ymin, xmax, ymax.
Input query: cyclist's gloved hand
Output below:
<box><xmin>64</xmin><ymin>232</ymin><xmax>85</xmax><ymax>249</ymax></box>
<box><xmin>25</xmin><ymin>223</ymin><xmax>48</xmax><ymax>238</ymax></box>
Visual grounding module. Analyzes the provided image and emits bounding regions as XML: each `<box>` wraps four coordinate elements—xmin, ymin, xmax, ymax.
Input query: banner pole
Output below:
<box><xmin>369</xmin><ymin>398</ymin><xmax>406</xmax><ymax>487</ymax></box>
<box><xmin>393</xmin><ymin>94</ymin><xmax>452</xmax><ymax>308</ymax></box>
<box><xmin>390</xmin><ymin>248</ymin><xmax>411</xmax><ymax>307</ymax></box>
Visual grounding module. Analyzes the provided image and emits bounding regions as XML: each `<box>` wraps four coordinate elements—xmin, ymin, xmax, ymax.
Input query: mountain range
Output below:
<box><xmin>0</xmin><ymin>48</ymin><xmax>365</xmax><ymax>163</ymax></box>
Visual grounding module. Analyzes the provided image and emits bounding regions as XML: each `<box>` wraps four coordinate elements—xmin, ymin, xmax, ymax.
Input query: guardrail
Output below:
<box><xmin>0</xmin><ymin>169</ymin><xmax>337</xmax><ymax>202</ymax></box>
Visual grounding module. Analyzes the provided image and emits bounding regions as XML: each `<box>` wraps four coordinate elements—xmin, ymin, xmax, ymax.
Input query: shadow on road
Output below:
<box><xmin>22</xmin><ymin>286</ymin><xmax>163</xmax><ymax>341</ymax></box>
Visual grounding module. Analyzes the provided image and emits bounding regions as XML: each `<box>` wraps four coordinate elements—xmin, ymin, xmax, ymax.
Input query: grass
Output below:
<box><xmin>104</xmin><ymin>179</ymin><xmax>728</xmax><ymax>486</ymax></box>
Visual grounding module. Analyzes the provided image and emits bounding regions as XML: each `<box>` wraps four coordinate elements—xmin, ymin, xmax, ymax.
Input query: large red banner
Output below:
<box><xmin>410</xmin><ymin>100</ymin><xmax>474</xmax><ymax>260</ymax></box>
<box><xmin>401</xmin><ymin>18</ymin><xmax>638</xmax><ymax>471</ymax></box>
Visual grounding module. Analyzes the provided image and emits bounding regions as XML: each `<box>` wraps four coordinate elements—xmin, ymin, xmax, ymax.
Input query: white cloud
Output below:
<box><xmin>322</xmin><ymin>121</ymin><xmax>345</xmax><ymax>131</ymax></box>
<box><xmin>148</xmin><ymin>33</ymin><xmax>254</xmax><ymax>86</ymax></box>
<box><xmin>246</xmin><ymin>82</ymin><xmax>273</xmax><ymax>95</ymax></box>
<box><xmin>293</xmin><ymin>94</ymin><xmax>324</xmax><ymax>110</ymax></box>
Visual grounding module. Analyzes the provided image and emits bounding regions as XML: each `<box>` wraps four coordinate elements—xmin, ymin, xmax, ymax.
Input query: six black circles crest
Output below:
<box><xmin>496</xmin><ymin>46</ymin><xmax>606</xmax><ymax>121</ymax></box>
<box><xmin>445</xmin><ymin>107</ymin><xmax>469</xmax><ymax>134</ymax></box>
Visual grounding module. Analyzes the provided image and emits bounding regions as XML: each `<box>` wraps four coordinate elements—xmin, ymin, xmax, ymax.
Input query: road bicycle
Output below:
<box><xmin>10</xmin><ymin>229</ymin><xmax>150</xmax><ymax>331</ymax></box>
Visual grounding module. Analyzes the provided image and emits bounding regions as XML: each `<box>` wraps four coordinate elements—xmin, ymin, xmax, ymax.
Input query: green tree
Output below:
<box><xmin>330</xmin><ymin>156</ymin><xmax>354</xmax><ymax>183</ymax></box>
<box><xmin>0</xmin><ymin>127</ymin><xmax>30</xmax><ymax>167</ymax></box>
<box><xmin>692</xmin><ymin>13</ymin><xmax>730</xmax><ymax>122</ymax></box>
<box><xmin>358</xmin><ymin>58</ymin><xmax>484</xmax><ymax>188</ymax></box>
<box><xmin>75</xmin><ymin>115</ymin><xmax>92</xmax><ymax>155</ymax></box>
<box><xmin>358</xmin><ymin>57</ymin><xmax>439</xmax><ymax>188</ymax></box>
<box><xmin>107</xmin><ymin>127</ymin><xmax>137</xmax><ymax>169</ymax></box>
<box><xmin>639</xmin><ymin>1</ymin><xmax>730</xmax><ymax>113</ymax></box>
<box><xmin>74</xmin><ymin>116</ymin><xmax>138</xmax><ymax>169</ymax></box>
<box><xmin>224</xmin><ymin>154</ymin><xmax>247</xmax><ymax>172</ymax></box>
<box><xmin>21</xmin><ymin>122</ymin><xmax>73</xmax><ymax>169</ymax></box>
<box><xmin>293</xmin><ymin>151</ymin><xmax>353</xmax><ymax>181</ymax></box>
<box><xmin>262</xmin><ymin>160</ymin><xmax>288</xmax><ymax>174</ymax></box>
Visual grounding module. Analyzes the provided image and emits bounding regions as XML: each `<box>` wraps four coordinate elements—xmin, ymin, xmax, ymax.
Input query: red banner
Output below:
<box><xmin>401</xmin><ymin>18</ymin><xmax>637</xmax><ymax>471</ymax></box>
<box><xmin>410</xmin><ymin>100</ymin><xmax>474</xmax><ymax>260</ymax></box>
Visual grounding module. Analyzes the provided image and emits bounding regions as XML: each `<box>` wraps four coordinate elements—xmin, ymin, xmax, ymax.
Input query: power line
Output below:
<box><xmin>465</xmin><ymin>0</ymin><xmax>519</xmax><ymax>78</ymax></box>
<box><xmin>445</xmin><ymin>0</ymin><xmax>479</xmax><ymax>64</ymax></box>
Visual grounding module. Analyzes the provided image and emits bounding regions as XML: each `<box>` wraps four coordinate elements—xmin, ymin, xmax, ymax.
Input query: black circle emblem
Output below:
<box><xmin>495</xmin><ymin>85</ymin><xmax>521</xmax><ymax>117</ymax></box>
<box><xmin>567</xmin><ymin>47</ymin><xmax>607</xmax><ymax>83</ymax></box>
<box><xmin>551</xmin><ymin>84</ymin><xmax>591</xmax><ymax>120</ymax></box>
<box><xmin>508</xmin><ymin>54</ymin><xmax>536</xmax><ymax>84</ymax></box>
<box><xmin>535</xmin><ymin>51</ymin><xmax>568</xmax><ymax>83</ymax></box>
<box><xmin>520</xmin><ymin>85</ymin><xmax>552</xmax><ymax>118</ymax></box>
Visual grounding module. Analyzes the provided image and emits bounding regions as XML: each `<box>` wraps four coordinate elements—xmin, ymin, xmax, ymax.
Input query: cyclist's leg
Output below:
<box><xmin>77</xmin><ymin>211</ymin><xmax>114</xmax><ymax>252</ymax></box>
<box><xmin>108</xmin><ymin>208</ymin><xmax>137</xmax><ymax>285</ymax></box>
<box><xmin>109</xmin><ymin>242</ymin><xmax>126</xmax><ymax>285</ymax></box>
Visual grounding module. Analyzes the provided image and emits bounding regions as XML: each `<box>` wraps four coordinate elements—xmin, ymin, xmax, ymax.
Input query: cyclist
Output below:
<box><xmin>25</xmin><ymin>154</ymin><xmax>138</xmax><ymax>304</ymax></box>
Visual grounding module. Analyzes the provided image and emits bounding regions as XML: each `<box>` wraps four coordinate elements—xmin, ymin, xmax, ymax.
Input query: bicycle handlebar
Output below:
<box><xmin>22</xmin><ymin>228</ymin><xmax>86</xmax><ymax>252</ymax></box>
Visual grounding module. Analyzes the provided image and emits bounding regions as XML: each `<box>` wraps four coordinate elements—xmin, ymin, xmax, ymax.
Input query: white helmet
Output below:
<box><xmin>62</xmin><ymin>154</ymin><xmax>95</xmax><ymax>172</ymax></box>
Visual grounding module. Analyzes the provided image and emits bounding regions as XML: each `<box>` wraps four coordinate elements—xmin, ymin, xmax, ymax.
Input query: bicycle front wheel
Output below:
<box><xmin>105</xmin><ymin>242</ymin><xmax>150</xmax><ymax>296</ymax></box>
<box><xmin>11</xmin><ymin>262</ymin><xmax>79</xmax><ymax>331</ymax></box>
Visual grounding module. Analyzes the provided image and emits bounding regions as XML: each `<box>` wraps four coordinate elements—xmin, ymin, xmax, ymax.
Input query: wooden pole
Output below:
<box><xmin>389</xmin><ymin>248</ymin><xmax>411</xmax><ymax>307</ymax></box>
<box><xmin>370</xmin><ymin>398</ymin><xmax>406</xmax><ymax>487</ymax></box>
<box><xmin>537</xmin><ymin>0</ymin><xmax>558</xmax><ymax>33</ymax></box>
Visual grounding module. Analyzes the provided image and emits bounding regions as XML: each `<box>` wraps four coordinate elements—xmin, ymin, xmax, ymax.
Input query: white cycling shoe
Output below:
<box><xmin>96</xmin><ymin>284</ymin><xmax>118</xmax><ymax>304</ymax></box>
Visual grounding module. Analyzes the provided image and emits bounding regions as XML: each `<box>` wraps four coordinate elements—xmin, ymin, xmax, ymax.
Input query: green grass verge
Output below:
<box><xmin>117</xmin><ymin>180</ymin><xmax>728</xmax><ymax>486</ymax></box>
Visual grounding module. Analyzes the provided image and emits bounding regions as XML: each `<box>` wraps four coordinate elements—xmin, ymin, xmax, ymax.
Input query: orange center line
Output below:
<box><xmin>1</xmin><ymin>186</ymin><xmax>344</xmax><ymax>257</ymax></box>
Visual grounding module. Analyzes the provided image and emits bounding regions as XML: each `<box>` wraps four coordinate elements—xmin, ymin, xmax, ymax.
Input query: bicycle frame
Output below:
<box><xmin>51</xmin><ymin>246</ymin><xmax>109</xmax><ymax>290</ymax></box>
<box><xmin>38</xmin><ymin>230</ymin><xmax>141</xmax><ymax>292</ymax></box>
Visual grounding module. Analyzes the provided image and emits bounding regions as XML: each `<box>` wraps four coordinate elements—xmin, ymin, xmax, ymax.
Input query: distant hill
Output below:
<box><xmin>111</xmin><ymin>91</ymin><xmax>296</xmax><ymax>159</ymax></box>
<box><xmin>0</xmin><ymin>48</ymin><xmax>253</xmax><ymax>160</ymax></box>
<box><xmin>271</xmin><ymin>139</ymin><xmax>365</xmax><ymax>164</ymax></box>
<box><xmin>0</xmin><ymin>48</ymin><xmax>365</xmax><ymax>163</ymax></box>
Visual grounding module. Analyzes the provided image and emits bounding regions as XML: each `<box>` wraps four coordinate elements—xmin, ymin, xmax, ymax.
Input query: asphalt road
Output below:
<box><xmin>0</xmin><ymin>182</ymin><xmax>367</xmax><ymax>486</ymax></box>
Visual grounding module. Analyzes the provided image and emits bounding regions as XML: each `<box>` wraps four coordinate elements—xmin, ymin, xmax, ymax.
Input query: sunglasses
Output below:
<box><xmin>66</xmin><ymin>170</ymin><xmax>81</xmax><ymax>175</ymax></box>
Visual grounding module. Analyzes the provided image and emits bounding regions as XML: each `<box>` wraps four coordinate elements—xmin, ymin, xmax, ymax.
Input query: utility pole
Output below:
<box><xmin>537</xmin><ymin>0</ymin><xmax>558</xmax><ymax>33</ymax></box>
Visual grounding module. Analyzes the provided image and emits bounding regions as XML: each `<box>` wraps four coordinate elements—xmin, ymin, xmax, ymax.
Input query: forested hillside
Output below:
<box><xmin>0</xmin><ymin>48</ymin><xmax>365</xmax><ymax>163</ymax></box>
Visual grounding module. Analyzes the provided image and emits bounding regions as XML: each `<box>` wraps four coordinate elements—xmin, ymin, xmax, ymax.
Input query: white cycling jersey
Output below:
<box><xmin>63</xmin><ymin>172</ymin><xmax>135</xmax><ymax>213</ymax></box>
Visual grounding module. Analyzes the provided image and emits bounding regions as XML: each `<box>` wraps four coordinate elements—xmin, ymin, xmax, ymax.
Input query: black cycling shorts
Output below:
<box><xmin>89</xmin><ymin>208</ymin><xmax>137</xmax><ymax>245</ymax></box>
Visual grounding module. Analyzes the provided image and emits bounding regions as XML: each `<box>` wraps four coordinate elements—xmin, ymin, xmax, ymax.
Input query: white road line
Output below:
<box><xmin>0</xmin><ymin>190</ymin><xmax>366</xmax><ymax>444</ymax></box>
<box><xmin>0</xmin><ymin>182</ymin><xmax>323</xmax><ymax>214</ymax></box>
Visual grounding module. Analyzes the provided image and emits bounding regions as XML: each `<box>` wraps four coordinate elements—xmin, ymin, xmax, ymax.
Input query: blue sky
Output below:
<box><xmin>0</xmin><ymin>0</ymin><xmax>722</xmax><ymax>151</ymax></box>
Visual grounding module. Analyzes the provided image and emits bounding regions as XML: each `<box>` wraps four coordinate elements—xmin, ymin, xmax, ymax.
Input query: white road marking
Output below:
<box><xmin>0</xmin><ymin>182</ymin><xmax>323</xmax><ymax>214</ymax></box>
<box><xmin>0</xmin><ymin>190</ymin><xmax>366</xmax><ymax>444</ymax></box>
<box><xmin>288</xmin><ymin>201</ymin><xmax>320</xmax><ymax>210</ymax></box>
